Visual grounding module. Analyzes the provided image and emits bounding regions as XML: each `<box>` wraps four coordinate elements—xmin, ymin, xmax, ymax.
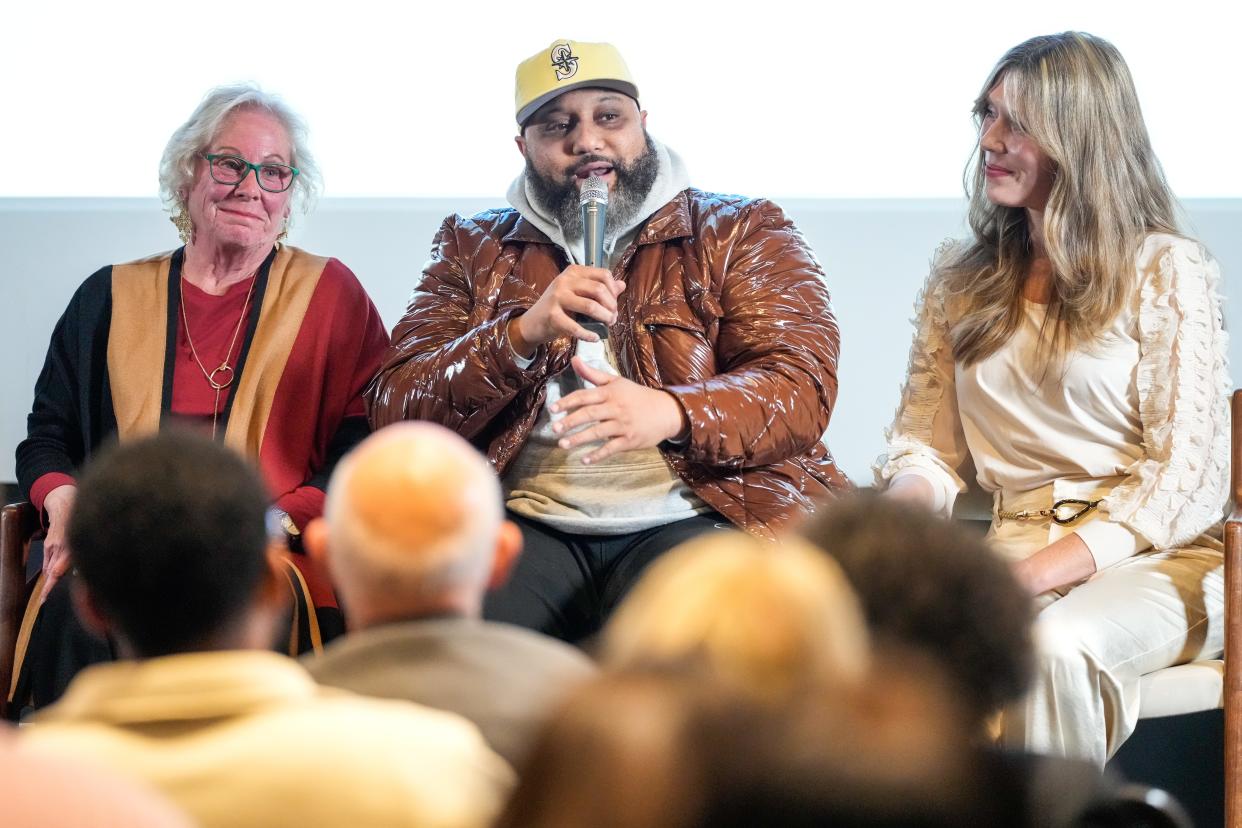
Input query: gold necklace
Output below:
<box><xmin>179</xmin><ymin>273</ymin><xmax>257</xmax><ymax>438</ymax></box>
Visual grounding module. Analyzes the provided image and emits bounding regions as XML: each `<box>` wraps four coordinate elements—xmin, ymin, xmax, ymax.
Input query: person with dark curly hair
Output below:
<box><xmin>802</xmin><ymin>494</ymin><xmax>1125</xmax><ymax>825</ymax></box>
<box><xmin>801</xmin><ymin>493</ymin><xmax>1032</xmax><ymax>730</ymax></box>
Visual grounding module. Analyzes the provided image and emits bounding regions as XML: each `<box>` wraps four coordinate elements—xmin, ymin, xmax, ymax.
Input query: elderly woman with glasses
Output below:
<box><xmin>12</xmin><ymin>84</ymin><xmax>389</xmax><ymax>710</ymax></box>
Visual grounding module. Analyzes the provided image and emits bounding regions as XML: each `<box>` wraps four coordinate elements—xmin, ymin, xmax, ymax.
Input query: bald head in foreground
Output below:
<box><xmin>304</xmin><ymin>422</ymin><xmax>596</xmax><ymax>766</ymax></box>
<box><xmin>313</xmin><ymin>421</ymin><xmax>521</xmax><ymax>623</ymax></box>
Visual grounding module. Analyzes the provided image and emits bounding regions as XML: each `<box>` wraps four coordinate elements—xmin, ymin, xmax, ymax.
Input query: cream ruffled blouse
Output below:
<box><xmin>876</xmin><ymin>233</ymin><xmax>1231</xmax><ymax>571</ymax></box>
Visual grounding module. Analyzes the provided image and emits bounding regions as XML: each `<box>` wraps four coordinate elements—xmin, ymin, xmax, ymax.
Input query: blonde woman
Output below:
<box><xmin>599</xmin><ymin>533</ymin><xmax>870</xmax><ymax>702</ymax></box>
<box><xmin>877</xmin><ymin>31</ymin><xmax>1229</xmax><ymax>765</ymax></box>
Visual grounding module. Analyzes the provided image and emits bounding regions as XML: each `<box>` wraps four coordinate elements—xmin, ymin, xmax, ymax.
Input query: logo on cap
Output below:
<box><xmin>550</xmin><ymin>42</ymin><xmax>579</xmax><ymax>81</ymax></box>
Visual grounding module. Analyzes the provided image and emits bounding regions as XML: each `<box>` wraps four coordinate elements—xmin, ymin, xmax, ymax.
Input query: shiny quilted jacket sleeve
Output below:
<box><xmin>663</xmin><ymin>201</ymin><xmax>840</xmax><ymax>469</ymax></box>
<box><xmin>367</xmin><ymin>215</ymin><xmax>545</xmax><ymax>437</ymax></box>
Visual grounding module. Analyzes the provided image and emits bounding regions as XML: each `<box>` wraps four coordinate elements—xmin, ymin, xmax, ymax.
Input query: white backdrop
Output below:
<box><xmin>3</xmin><ymin>0</ymin><xmax>1239</xmax><ymax>199</ymax></box>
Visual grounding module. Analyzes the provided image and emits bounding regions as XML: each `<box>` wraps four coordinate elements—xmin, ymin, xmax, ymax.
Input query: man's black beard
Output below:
<box><xmin>525</xmin><ymin>132</ymin><xmax>660</xmax><ymax>240</ymax></box>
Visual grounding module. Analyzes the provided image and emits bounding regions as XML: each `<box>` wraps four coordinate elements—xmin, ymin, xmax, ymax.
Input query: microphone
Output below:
<box><xmin>578</xmin><ymin>175</ymin><xmax>610</xmax><ymax>341</ymax></box>
<box><xmin>580</xmin><ymin>174</ymin><xmax>608</xmax><ymax>269</ymax></box>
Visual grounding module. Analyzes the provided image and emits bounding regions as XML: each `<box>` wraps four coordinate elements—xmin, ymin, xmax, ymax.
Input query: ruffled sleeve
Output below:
<box><xmin>1099</xmin><ymin>235</ymin><xmax>1230</xmax><ymax>554</ymax></box>
<box><xmin>875</xmin><ymin>243</ymin><xmax>971</xmax><ymax>516</ymax></box>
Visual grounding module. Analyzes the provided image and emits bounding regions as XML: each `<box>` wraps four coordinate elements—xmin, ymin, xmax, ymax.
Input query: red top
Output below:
<box><xmin>31</xmin><ymin>278</ymin><xmax>255</xmax><ymax>514</ymax></box>
<box><xmin>29</xmin><ymin>253</ymin><xmax>390</xmax><ymax>610</ymax></box>
<box><xmin>171</xmin><ymin>276</ymin><xmax>256</xmax><ymax>419</ymax></box>
<box><xmin>31</xmin><ymin>259</ymin><xmax>387</xmax><ymax>548</ymax></box>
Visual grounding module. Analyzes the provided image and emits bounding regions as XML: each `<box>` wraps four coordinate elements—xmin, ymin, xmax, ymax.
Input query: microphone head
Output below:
<box><xmin>579</xmin><ymin>175</ymin><xmax>609</xmax><ymax>206</ymax></box>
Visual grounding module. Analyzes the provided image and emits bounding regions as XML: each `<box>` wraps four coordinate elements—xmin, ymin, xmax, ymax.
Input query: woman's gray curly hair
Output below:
<box><xmin>158</xmin><ymin>83</ymin><xmax>322</xmax><ymax>216</ymax></box>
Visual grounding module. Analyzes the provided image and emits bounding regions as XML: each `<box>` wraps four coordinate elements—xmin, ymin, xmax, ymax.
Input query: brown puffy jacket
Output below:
<box><xmin>369</xmin><ymin>188</ymin><xmax>851</xmax><ymax>537</ymax></box>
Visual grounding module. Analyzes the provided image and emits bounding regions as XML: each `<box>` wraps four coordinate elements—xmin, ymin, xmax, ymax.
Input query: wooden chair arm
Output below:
<box><xmin>0</xmin><ymin>502</ymin><xmax>38</xmax><ymax>719</ymax></box>
<box><xmin>1227</xmin><ymin>388</ymin><xmax>1242</xmax><ymax>827</ymax></box>
<box><xmin>1228</xmin><ymin>517</ymin><xmax>1242</xmax><ymax>827</ymax></box>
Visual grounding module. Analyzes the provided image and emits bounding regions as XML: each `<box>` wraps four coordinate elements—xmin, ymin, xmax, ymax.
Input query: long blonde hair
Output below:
<box><xmin>943</xmin><ymin>32</ymin><xmax>1180</xmax><ymax>366</ymax></box>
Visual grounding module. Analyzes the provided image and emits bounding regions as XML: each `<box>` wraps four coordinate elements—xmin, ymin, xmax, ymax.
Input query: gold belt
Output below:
<box><xmin>996</xmin><ymin>498</ymin><xmax>1102</xmax><ymax>526</ymax></box>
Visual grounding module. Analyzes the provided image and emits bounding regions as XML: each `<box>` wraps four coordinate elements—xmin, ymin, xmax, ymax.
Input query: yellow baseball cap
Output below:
<box><xmin>515</xmin><ymin>39</ymin><xmax>639</xmax><ymax>126</ymax></box>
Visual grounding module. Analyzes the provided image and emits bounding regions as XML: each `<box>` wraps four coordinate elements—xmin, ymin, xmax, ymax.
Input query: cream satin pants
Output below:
<box><xmin>990</xmin><ymin>479</ymin><xmax>1225</xmax><ymax>767</ymax></box>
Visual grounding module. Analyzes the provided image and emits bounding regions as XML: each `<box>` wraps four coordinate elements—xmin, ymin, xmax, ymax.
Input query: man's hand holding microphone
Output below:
<box><xmin>506</xmin><ymin>175</ymin><xmax>689</xmax><ymax>463</ymax></box>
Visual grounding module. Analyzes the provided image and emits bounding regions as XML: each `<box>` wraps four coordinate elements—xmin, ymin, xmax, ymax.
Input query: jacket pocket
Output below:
<box><xmin>637</xmin><ymin>303</ymin><xmax>708</xmax><ymax>333</ymax></box>
<box><xmin>637</xmin><ymin>303</ymin><xmax>715</xmax><ymax>384</ymax></box>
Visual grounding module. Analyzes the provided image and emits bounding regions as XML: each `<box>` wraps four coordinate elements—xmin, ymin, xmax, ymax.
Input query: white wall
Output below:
<box><xmin>3</xmin><ymin>2</ymin><xmax>1239</xmax><ymax>199</ymax></box>
<box><xmin>3</xmin><ymin>198</ymin><xmax>1238</xmax><ymax>485</ymax></box>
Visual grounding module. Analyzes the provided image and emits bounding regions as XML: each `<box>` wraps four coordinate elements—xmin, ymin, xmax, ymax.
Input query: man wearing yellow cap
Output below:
<box><xmin>370</xmin><ymin>39</ymin><xmax>848</xmax><ymax>642</ymax></box>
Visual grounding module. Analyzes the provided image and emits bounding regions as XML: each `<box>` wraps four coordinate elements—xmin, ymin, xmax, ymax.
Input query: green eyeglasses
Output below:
<box><xmin>203</xmin><ymin>153</ymin><xmax>299</xmax><ymax>193</ymax></box>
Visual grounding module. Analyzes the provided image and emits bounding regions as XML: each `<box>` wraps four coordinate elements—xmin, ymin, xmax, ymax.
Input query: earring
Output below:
<box><xmin>276</xmin><ymin>221</ymin><xmax>289</xmax><ymax>244</ymax></box>
<box><xmin>171</xmin><ymin>208</ymin><xmax>193</xmax><ymax>245</ymax></box>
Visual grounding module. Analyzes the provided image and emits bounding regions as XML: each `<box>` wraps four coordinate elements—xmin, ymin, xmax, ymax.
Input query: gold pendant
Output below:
<box><xmin>208</xmin><ymin>363</ymin><xmax>234</xmax><ymax>391</ymax></box>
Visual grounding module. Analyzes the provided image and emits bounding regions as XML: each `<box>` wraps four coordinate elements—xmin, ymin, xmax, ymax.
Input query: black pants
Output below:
<box><xmin>484</xmin><ymin>511</ymin><xmax>729</xmax><ymax>645</ymax></box>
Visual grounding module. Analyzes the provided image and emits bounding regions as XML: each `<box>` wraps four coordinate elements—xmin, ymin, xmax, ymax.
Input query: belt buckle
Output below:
<box><xmin>1050</xmin><ymin>498</ymin><xmax>1099</xmax><ymax>526</ymax></box>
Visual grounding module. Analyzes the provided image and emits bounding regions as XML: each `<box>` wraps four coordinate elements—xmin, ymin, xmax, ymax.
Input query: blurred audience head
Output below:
<box><xmin>501</xmin><ymin>665</ymin><xmax>1003</xmax><ymax>828</ymax></box>
<box><xmin>497</xmin><ymin>669</ymin><xmax>705</xmax><ymax>828</ymax></box>
<box><xmin>599</xmin><ymin>532</ymin><xmax>869</xmax><ymax>702</ymax></box>
<box><xmin>1076</xmin><ymin>785</ymin><xmax>1192</xmax><ymax>828</ymax></box>
<box><xmin>67</xmin><ymin>430</ymin><xmax>277</xmax><ymax>658</ymax></box>
<box><xmin>2</xmin><ymin>726</ymin><xmax>194</xmax><ymax>827</ymax></box>
<box><xmin>692</xmin><ymin>665</ymin><xmax>1000</xmax><ymax>827</ymax></box>
<box><xmin>800</xmin><ymin>492</ymin><xmax>1034</xmax><ymax>729</ymax></box>
<box><xmin>308</xmin><ymin>421</ymin><xmax>522</xmax><ymax>627</ymax></box>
